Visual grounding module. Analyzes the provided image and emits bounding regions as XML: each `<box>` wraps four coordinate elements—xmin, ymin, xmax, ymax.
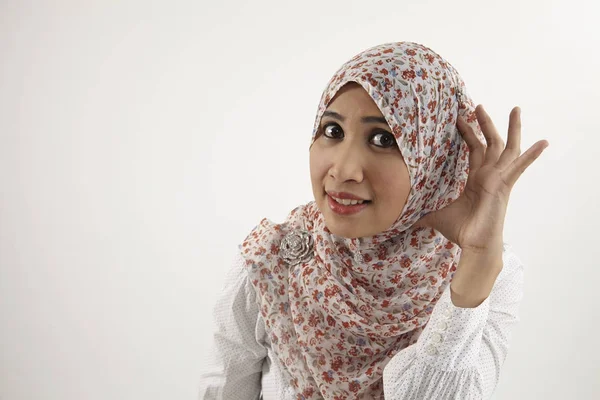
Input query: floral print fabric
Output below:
<box><xmin>241</xmin><ymin>41</ymin><xmax>486</xmax><ymax>399</ymax></box>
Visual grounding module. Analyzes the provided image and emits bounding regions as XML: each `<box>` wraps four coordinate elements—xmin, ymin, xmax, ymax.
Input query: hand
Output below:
<box><xmin>414</xmin><ymin>105</ymin><xmax>549</xmax><ymax>256</ymax></box>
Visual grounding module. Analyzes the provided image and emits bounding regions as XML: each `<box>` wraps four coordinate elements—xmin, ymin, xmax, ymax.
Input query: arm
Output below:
<box><xmin>383</xmin><ymin>245</ymin><xmax>524</xmax><ymax>399</ymax></box>
<box><xmin>198</xmin><ymin>251</ymin><xmax>266</xmax><ymax>400</ymax></box>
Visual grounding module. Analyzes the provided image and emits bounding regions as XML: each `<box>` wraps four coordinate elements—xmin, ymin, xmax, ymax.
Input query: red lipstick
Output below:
<box><xmin>326</xmin><ymin>192</ymin><xmax>370</xmax><ymax>216</ymax></box>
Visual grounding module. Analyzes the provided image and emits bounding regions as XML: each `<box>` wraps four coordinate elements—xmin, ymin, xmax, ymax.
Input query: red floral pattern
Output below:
<box><xmin>241</xmin><ymin>42</ymin><xmax>485</xmax><ymax>399</ymax></box>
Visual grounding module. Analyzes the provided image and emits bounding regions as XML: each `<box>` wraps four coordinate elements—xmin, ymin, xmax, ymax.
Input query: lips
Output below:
<box><xmin>326</xmin><ymin>193</ymin><xmax>370</xmax><ymax>216</ymax></box>
<box><xmin>326</xmin><ymin>191</ymin><xmax>370</xmax><ymax>201</ymax></box>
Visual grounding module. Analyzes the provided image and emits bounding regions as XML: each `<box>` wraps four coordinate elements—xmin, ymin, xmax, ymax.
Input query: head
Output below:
<box><xmin>308</xmin><ymin>42</ymin><xmax>482</xmax><ymax>240</ymax></box>
<box><xmin>309</xmin><ymin>82</ymin><xmax>410</xmax><ymax>238</ymax></box>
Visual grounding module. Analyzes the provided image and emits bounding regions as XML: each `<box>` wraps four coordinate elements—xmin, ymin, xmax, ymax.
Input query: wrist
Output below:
<box><xmin>450</xmin><ymin>251</ymin><xmax>503</xmax><ymax>308</ymax></box>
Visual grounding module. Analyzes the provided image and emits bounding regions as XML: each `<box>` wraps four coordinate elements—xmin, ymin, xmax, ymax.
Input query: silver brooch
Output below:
<box><xmin>280</xmin><ymin>230</ymin><xmax>314</xmax><ymax>266</ymax></box>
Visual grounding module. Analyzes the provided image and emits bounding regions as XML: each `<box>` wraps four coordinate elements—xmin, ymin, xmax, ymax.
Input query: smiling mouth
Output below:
<box><xmin>325</xmin><ymin>193</ymin><xmax>371</xmax><ymax>215</ymax></box>
<box><xmin>329</xmin><ymin>195</ymin><xmax>371</xmax><ymax>205</ymax></box>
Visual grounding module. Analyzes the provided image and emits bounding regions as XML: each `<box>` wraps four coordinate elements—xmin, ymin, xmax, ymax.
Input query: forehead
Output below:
<box><xmin>325</xmin><ymin>83</ymin><xmax>383</xmax><ymax>117</ymax></box>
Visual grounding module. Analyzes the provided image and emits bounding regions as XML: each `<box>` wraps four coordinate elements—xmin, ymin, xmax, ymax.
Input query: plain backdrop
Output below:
<box><xmin>1</xmin><ymin>1</ymin><xmax>598</xmax><ymax>399</ymax></box>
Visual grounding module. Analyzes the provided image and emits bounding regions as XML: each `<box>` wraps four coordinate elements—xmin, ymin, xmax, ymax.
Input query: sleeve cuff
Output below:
<box><xmin>416</xmin><ymin>284</ymin><xmax>491</xmax><ymax>371</ymax></box>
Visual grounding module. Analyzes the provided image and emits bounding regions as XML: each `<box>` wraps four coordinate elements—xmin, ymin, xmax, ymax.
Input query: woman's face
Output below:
<box><xmin>309</xmin><ymin>83</ymin><xmax>411</xmax><ymax>238</ymax></box>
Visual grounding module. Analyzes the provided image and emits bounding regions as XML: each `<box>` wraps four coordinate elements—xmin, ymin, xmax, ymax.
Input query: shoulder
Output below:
<box><xmin>219</xmin><ymin>248</ymin><xmax>255</xmax><ymax>301</ymax></box>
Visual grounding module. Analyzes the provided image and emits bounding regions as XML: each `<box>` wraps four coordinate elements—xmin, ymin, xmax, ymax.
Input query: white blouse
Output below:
<box><xmin>198</xmin><ymin>244</ymin><xmax>524</xmax><ymax>399</ymax></box>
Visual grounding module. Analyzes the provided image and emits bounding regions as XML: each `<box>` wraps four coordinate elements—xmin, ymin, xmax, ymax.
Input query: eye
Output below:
<box><xmin>322</xmin><ymin>123</ymin><xmax>344</xmax><ymax>139</ymax></box>
<box><xmin>370</xmin><ymin>131</ymin><xmax>397</xmax><ymax>148</ymax></box>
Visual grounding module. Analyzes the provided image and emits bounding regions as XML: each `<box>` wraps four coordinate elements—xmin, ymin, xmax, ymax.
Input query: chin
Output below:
<box><xmin>327</xmin><ymin>225</ymin><xmax>359</xmax><ymax>238</ymax></box>
<box><xmin>322</xmin><ymin>215</ymin><xmax>375</xmax><ymax>239</ymax></box>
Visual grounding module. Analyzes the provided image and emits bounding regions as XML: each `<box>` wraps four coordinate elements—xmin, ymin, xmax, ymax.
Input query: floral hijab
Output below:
<box><xmin>241</xmin><ymin>41</ymin><xmax>484</xmax><ymax>399</ymax></box>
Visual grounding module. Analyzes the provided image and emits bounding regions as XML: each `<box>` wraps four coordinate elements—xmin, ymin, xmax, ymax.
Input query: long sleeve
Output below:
<box><xmin>198</xmin><ymin>251</ymin><xmax>267</xmax><ymax>400</ymax></box>
<box><xmin>383</xmin><ymin>245</ymin><xmax>524</xmax><ymax>400</ymax></box>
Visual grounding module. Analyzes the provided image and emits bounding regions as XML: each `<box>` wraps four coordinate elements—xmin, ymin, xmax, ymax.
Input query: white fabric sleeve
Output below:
<box><xmin>198</xmin><ymin>250</ymin><xmax>267</xmax><ymax>400</ymax></box>
<box><xmin>383</xmin><ymin>245</ymin><xmax>524</xmax><ymax>400</ymax></box>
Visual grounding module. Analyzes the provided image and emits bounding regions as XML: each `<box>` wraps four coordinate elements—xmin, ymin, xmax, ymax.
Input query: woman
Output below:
<box><xmin>198</xmin><ymin>41</ymin><xmax>548</xmax><ymax>399</ymax></box>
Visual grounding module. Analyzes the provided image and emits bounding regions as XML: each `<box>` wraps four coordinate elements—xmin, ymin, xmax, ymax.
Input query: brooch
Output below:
<box><xmin>280</xmin><ymin>229</ymin><xmax>314</xmax><ymax>266</ymax></box>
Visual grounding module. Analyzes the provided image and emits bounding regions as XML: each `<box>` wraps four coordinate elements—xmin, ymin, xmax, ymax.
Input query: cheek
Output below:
<box><xmin>372</xmin><ymin>165</ymin><xmax>411</xmax><ymax>204</ymax></box>
<box><xmin>309</xmin><ymin>147</ymin><xmax>328</xmax><ymax>182</ymax></box>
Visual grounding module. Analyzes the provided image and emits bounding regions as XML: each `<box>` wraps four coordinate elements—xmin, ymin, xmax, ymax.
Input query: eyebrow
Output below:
<box><xmin>322</xmin><ymin>111</ymin><xmax>388</xmax><ymax>125</ymax></box>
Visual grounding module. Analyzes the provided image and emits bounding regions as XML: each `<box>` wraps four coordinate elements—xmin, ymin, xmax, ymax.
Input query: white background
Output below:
<box><xmin>1</xmin><ymin>1</ymin><xmax>598</xmax><ymax>399</ymax></box>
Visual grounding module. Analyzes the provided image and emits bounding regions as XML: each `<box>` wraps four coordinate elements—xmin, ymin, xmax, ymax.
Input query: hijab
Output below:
<box><xmin>240</xmin><ymin>41</ymin><xmax>484</xmax><ymax>399</ymax></box>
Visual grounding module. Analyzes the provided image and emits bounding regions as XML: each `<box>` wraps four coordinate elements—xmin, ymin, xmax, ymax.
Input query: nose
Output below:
<box><xmin>328</xmin><ymin>139</ymin><xmax>365</xmax><ymax>183</ymax></box>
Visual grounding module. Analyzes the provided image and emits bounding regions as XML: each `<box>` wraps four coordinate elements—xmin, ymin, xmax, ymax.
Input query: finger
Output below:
<box><xmin>457</xmin><ymin>115</ymin><xmax>485</xmax><ymax>172</ymax></box>
<box><xmin>503</xmin><ymin>140</ymin><xmax>549</xmax><ymax>186</ymax></box>
<box><xmin>498</xmin><ymin>107</ymin><xmax>522</xmax><ymax>169</ymax></box>
<box><xmin>476</xmin><ymin>105</ymin><xmax>505</xmax><ymax>166</ymax></box>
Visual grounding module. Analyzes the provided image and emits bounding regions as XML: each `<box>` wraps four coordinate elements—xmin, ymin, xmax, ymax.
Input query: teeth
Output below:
<box><xmin>332</xmin><ymin>197</ymin><xmax>365</xmax><ymax>206</ymax></box>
